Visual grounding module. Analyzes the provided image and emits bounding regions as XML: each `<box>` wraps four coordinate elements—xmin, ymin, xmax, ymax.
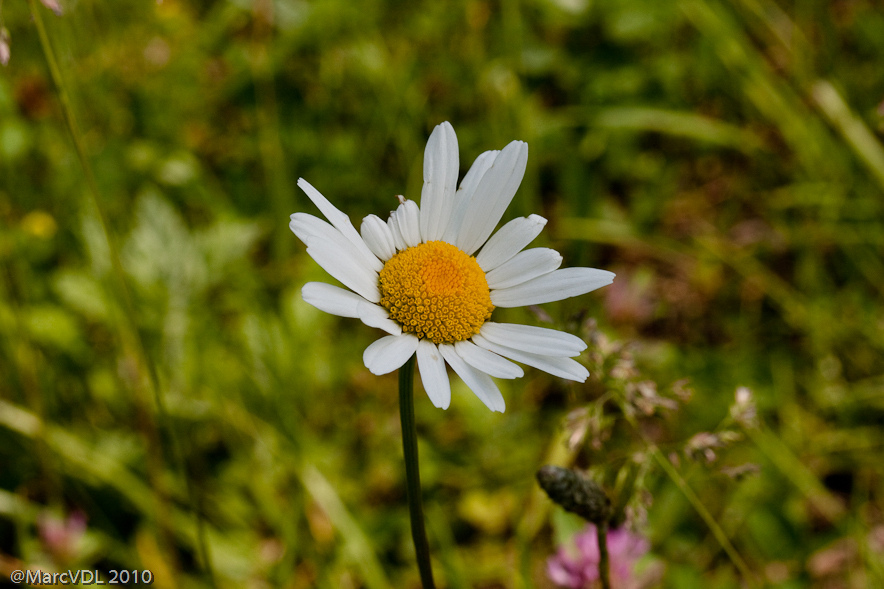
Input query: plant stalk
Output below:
<box><xmin>399</xmin><ymin>355</ymin><xmax>436</xmax><ymax>589</ymax></box>
<box><xmin>597</xmin><ymin>521</ymin><xmax>611</xmax><ymax>589</ymax></box>
<box><xmin>625</xmin><ymin>406</ymin><xmax>758</xmax><ymax>588</ymax></box>
<box><xmin>29</xmin><ymin>3</ymin><xmax>215</xmax><ymax>586</ymax></box>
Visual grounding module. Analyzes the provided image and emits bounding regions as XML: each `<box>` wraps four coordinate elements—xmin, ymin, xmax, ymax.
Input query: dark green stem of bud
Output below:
<box><xmin>597</xmin><ymin>521</ymin><xmax>612</xmax><ymax>589</ymax></box>
<box><xmin>536</xmin><ymin>465</ymin><xmax>611</xmax><ymax>525</ymax></box>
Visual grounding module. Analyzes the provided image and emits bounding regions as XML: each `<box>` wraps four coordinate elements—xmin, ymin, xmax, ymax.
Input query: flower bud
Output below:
<box><xmin>536</xmin><ymin>465</ymin><xmax>611</xmax><ymax>525</ymax></box>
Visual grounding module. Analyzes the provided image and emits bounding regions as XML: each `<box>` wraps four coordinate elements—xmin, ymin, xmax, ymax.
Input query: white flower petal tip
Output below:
<box><xmin>288</xmin><ymin>212</ymin><xmax>320</xmax><ymax>245</ymax></box>
<box><xmin>476</xmin><ymin>214</ymin><xmax>548</xmax><ymax>271</ymax></box>
<box><xmin>301</xmin><ymin>282</ymin><xmax>365</xmax><ymax>318</ymax></box>
<box><xmin>490</xmin><ymin>268</ymin><xmax>616</xmax><ymax>308</ymax></box>
<box><xmin>394</xmin><ymin>200</ymin><xmax>422</xmax><ymax>248</ymax></box>
<box><xmin>438</xmin><ymin>344</ymin><xmax>506</xmax><ymax>413</ymax></box>
<box><xmin>361</xmin><ymin>214</ymin><xmax>397</xmax><ymax>261</ymax></box>
<box><xmin>455</xmin><ymin>340</ymin><xmax>523</xmax><ymax>379</ymax></box>
<box><xmin>363</xmin><ymin>334</ymin><xmax>419</xmax><ymax>375</ymax></box>
<box><xmin>456</xmin><ymin>140</ymin><xmax>530</xmax><ymax>255</ymax></box>
<box><xmin>485</xmin><ymin>248</ymin><xmax>562</xmax><ymax>290</ymax></box>
<box><xmin>420</xmin><ymin>122</ymin><xmax>459</xmax><ymax>242</ymax></box>
<box><xmin>417</xmin><ymin>340</ymin><xmax>451</xmax><ymax>409</ymax></box>
<box><xmin>305</xmin><ymin>241</ymin><xmax>380</xmax><ymax>303</ymax></box>
<box><xmin>297</xmin><ymin>178</ymin><xmax>383</xmax><ymax>272</ymax></box>
<box><xmin>387</xmin><ymin>212</ymin><xmax>408</xmax><ymax>251</ymax></box>
<box><xmin>473</xmin><ymin>334</ymin><xmax>590</xmax><ymax>382</ymax></box>
<box><xmin>443</xmin><ymin>150</ymin><xmax>499</xmax><ymax>243</ymax></box>
<box><xmin>479</xmin><ymin>322</ymin><xmax>587</xmax><ymax>357</ymax></box>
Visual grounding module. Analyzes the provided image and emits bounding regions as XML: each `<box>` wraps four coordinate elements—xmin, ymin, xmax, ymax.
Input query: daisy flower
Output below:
<box><xmin>290</xmin><ymin>122</ymin><xmax>614</xmax><ymax>412</ymax></box>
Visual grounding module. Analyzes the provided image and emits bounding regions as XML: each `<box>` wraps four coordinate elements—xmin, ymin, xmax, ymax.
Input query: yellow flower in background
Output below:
<box><xmin>291</xmin><ymin>122</ymin><xmax>614</xmax><ymax>412</ymax></box>
<box><xmin>21</xmin><ymin>210</ymin><xmax>58</xmax><ymax>239</ymax></box>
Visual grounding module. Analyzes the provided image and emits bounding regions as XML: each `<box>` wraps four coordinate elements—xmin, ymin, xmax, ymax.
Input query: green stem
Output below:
<box><xmin>597</xmin><ymin>521</ymin><xmax>611</xmax><ymax>589</ymax></box>
<box><xmin>621</xmin><ymin>412</ymin><xmax>757</xmax><ymax>588</ymax></box>
<box><xmin>399</xmin><ymin>355</ymin><xmax>436</xmax><ymax>589</ymax></box>
<box><xmin>648</xmin><ymin>445</ymin><xmax>758</xmax><ymax>588</ymax></box>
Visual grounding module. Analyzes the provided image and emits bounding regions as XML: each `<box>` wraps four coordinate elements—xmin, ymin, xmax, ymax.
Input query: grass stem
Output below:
<box><xmin>648</xmin><ymin>444</ymin><xmax>758</xmax><ymax>588</ymax></box>
<box><xmin>28</xmin><ymin>3</ymin><xmax>215</xmax><ymax>585</ymax></box>
<box><xmin>399</xmin><ymin>355</ymin><xmax>436</xmax><ymax>589</ymax></box>
<box><xmin>622</xmin><ymin>408</ymin><xmax>757</xmax><ymax>588</ymax></box>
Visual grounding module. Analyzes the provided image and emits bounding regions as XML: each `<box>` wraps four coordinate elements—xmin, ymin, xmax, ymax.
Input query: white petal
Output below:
<box><xmin>459</xmin><ymin>151</ymin><xmax>500</xmax><ymax>204</ymax></box>
<box><xmin>472</xmin><ymin>334</ymin><xmax>589</xmax><ymax>382</ymax></box>
<box><xmin>363</xmin><ymin>334</ymin><xmax>419</xmax><ymax>375</ymax></box>
<box><xmin>301</xmin><ymin>282</ymin><xmax>365</xmax><ymax>318</ymax></box>
<box><xmin>443</xmin><ymin>150</ymin><xmax>499</xmax><ymax>244</ymax></box>
<box><xmin>454</xmin><ymin>340</ymin><xmax>523</xmax><ymax>379</ymax></box>
<box><xmin>387</xmin><ymin>213</ymin><xmax>408</xmax><ymax>251</ymax></box>
<box><xmin>479</xmin><ymin>322</ymin><xmax>587</xmax><ymax>357</ymax></box>
<box><xmin>306</xmin><ymin>240</ymin><xmax>380</xmax><ymax>303</ymax></box>
<box><xmin>357</xmin><ymin>301</ymin><xmax>402</xmax><ymax>336</ymax></box>
<box><xmin>361</xmin><ymin>214</ymin><xmax>397</xmax><ymax>261</ymax></box>
<box><xmin>476</xmin><ymin>214</ymin><xmax>548</xmax><ymax>271</ymax></box>
<box><xmin>490</xmin><ymin>268</ymin><xmax>616</xmax><ymax>308</ymax></box>
<box><xmin>485</xmin><ymin>248</ymin><xmax>562</xmax><ymax>290</ymax></box>
<box><xmin>455</xmin><ymin>140</ymin><xmax>529</xmax><ymax>255</ymax></box>
<box><xmin>291</xmin><ymin>214</ymin><xmax>381</xmax><ymax>303</ymax></box>
<box><xmin>289</xmin><ymin>212</ymin><xmax>338</xmax><ymax>246</ymax></box>
<box><xmin>417</xmin><ymin>340</ymin><xmax>451</xmax><ymax>409</ymax></box>
<box><xmin>438</xmin><ymin>344</ymin><xmax>506</xmax><ymax>412</ymax></box>
<box><xmin>420</xmin><ymin>122</ymin><xmax>459</xmax><ymax>242</ymax></box>
<box><xmin>297</xmin><ymin>178</ymin><xmax>383</xmax><ymax>272</ymax></box>
<box><xmin>395</xmin><ymin>200</ymin><xmax>422</xmax><ymax>248</ymax></box>
<box><xmin>291</xmin><ymin>214</ymin><xmax>368</xmax><ymax>261</ymax></box>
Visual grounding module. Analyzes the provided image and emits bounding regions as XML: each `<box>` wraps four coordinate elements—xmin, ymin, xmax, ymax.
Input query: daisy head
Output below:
<box><xmin>290</xmin><ymin>122</ymin><xmax>614</xmax><ymax>412</ymax></box>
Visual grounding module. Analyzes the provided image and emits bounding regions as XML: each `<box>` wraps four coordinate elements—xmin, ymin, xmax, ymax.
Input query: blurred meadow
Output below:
<box><xmin>2</xmin><ymin>0</ymin><xmax>884</xmax><ymax>587</ymax></box>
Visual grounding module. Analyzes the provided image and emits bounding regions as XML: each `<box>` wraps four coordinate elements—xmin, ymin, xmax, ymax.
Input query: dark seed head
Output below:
<box><xmin>536</xmin><ymin>465</ymin><xmax>611</xmax><ymax>525</ymax></box>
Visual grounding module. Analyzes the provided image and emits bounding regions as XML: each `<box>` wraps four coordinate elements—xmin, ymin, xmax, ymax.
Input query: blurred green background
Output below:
<box><xmin>2</xmin><ymin>0</ymin><xmax>884</xmax><ymax>587</ymax></box>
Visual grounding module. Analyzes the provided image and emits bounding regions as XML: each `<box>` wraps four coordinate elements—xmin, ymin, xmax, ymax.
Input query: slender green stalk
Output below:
<box><xmin>622</xmin><ymin>410</ymin><xmax>757</xmax><ymax>588</ymax></box>
<box><xmin>597</xmin><ymin>522</ymin><xmax>611</xmax><ymax>589</ymax></box>
<box><xmin>648</xmin><ymin>445</ymin><xmax>758</xmax><ymax>588</ymax></box>
<box><xmin>250</xmin><ymin>0</ymin><xmax>294</xmax><ymax>260</ymax></box>
<box><xmin>29</xmin><ymin>3</ymin><xmax>215</xmax><ymax>586</ymax></box>
<box><xmin>399</xmin><ymin>355</ymin><xmax>436</xmax><ymax>589</ymax></box>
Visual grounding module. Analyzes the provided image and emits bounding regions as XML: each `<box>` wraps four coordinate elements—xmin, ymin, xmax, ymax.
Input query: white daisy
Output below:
<box><xmin>290</xmin><ymin>122</ymin><xmax>615</xmax><ymax>413</ymax></box>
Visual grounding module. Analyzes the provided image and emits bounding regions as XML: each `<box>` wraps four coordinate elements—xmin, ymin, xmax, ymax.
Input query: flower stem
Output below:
<box><xmin>399</xmin><ymin>355</ymin><xmax>436</xmax><ymax>589</ymax></box>
<box><xmin>597</xmin><ymin>521</ymin><xmax>611</xmax><ymax>589</ymax></box>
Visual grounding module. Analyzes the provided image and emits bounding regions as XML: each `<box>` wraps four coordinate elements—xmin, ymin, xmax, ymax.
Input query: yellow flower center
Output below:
<box><xmin>378</xmin><ymin>241</ymin><xmax>494</xmax><ymax>344</ymax></box>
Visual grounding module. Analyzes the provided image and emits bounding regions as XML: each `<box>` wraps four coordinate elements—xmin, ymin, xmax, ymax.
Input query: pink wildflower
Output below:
<box><xmin>547</xmin><ymin>524</ymin><xmax>649</xmax><ymax>589</ymax></box>
<box><xmin>38</xmin><ymin>511</ymin><xmax>87</xmax><ymax>563</ymax></box>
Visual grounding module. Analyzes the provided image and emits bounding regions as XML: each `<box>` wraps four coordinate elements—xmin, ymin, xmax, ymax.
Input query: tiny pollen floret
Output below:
<box><xmin>290</xmin><ymin>121</ymin><xmax>615</xmax><ymax>412</ymax></box>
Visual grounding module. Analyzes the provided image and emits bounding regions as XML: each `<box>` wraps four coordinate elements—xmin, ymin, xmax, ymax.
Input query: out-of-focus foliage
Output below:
<box><xmin>2</xmin><ymin>0</ymin><xmax>884</xmax><ymax>587</ymax></box>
